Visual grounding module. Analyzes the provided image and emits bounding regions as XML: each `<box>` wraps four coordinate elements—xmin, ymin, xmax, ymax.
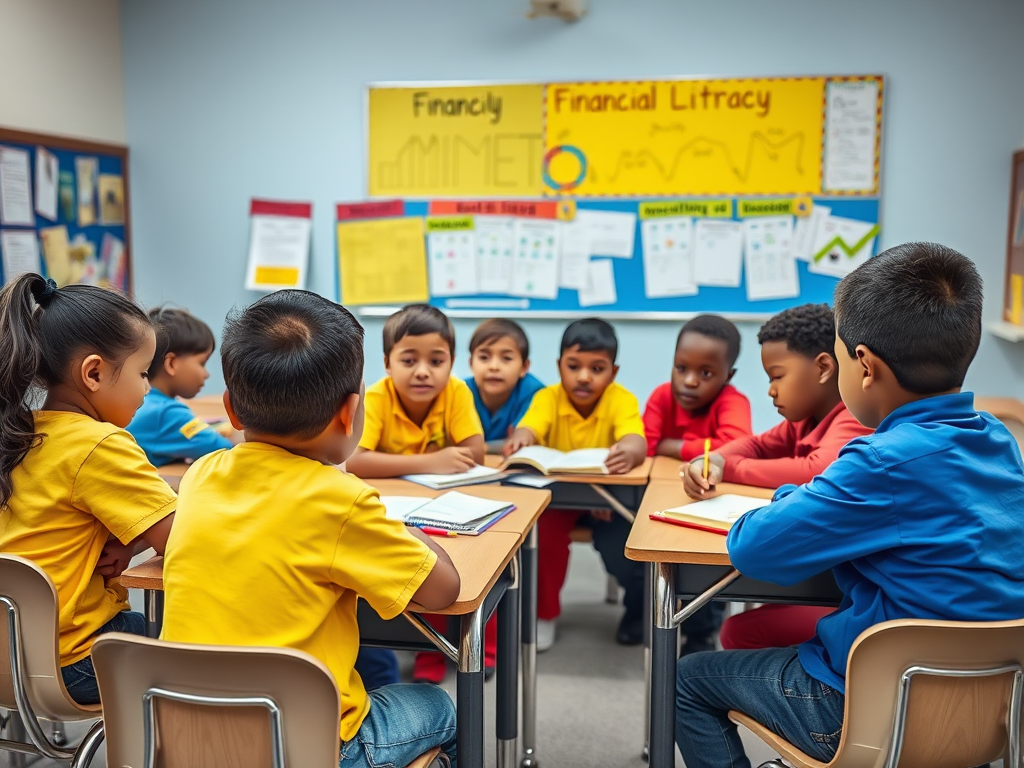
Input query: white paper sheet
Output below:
<box><xmin>791</xmin><ymin>204</ymin><xmax>832</xmax><ymax>262</ymax></box>
<box><xmin>244</xmin><ymin>214</ymin><xmax>312</xmax><ymax>290</ymax></box>
<box><xmin>808</xmin><ymin>215</ymin><xmax>878</xmax><ymax>278</ymax></box>
<box><xmin>474</xmin><ymin>216</ymin><xmax>514</xmax><ymax>294</ymax></box>
<box><xmin>823</xmin><ymin>80</ymin><xmax>880</xmax><ymax>192</ymax></box>
<box><xmin>34</xmin><ymin>147</ymin><xmax>58</xmax><ymax>222</ymax></box>
<box><xmin>509</xmin><ymin>219</ymin><xmax>560</xmax><ymax>300</ymax></box>
<box><xmin>578</xmin><ymin>259</ymin><xmax>617</xmax><ymax>307</ymax></box>
<box><xmin>1</xmin><ymin>230</ymin><xmax>41</xmax><ymax>281</ymax></box>
<box><xmin>575</xmin><ymin>209</ymin><xmax>636</xmax><ymax>258</ymax></box>
<box><xmin>641</xmin><ymin>216</ymin><xmax>697</xmax><ymax>298</ymax></box>
<box><xmin>693</xmin><ymin>219</ymin><xmax>744</xmax><ymax>287</ymax></box>
<box><xmin>743</xmin><ymin>216</ymin><xmax>799</xmax><ymax>301</ymax></box>
<box><xmin>428</xmin><ymin>229</ymin><xmax>478</xmax><ymax>296</ymax></box>
<box><xmin>75</xmin><ymin>156</ymin><xmax>98</xmax><ymax>226</ymax></box>
<box><xmin>559</xmin><ymin>218</ymin><xmax>592</xmax><ymax>290</ymax></box>
<box><xmin>0</xmin><ymin>147</ymin><xmax>34</xmax><ymax>226</ymax></box>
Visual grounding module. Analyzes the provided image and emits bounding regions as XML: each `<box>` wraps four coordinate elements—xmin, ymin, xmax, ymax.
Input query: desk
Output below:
<box><xmin>120</xmin><ymin>484</ymin><xmax>550</xmax><ymax>768</ymax></box>
<box><xmin>626</xmin><ymin>481</ymin><xmax>843</xmax><ymax>768</ymax></box>
<box><xmin>649</xmin><ymin>456</ymin><xmax>684</xmax><ymax>482</ymax></box>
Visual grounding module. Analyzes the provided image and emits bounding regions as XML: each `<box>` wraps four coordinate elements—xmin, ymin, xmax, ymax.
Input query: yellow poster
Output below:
<box><xmin>544</xmin><ymin>78</ymin><xmax>826</xmax><ymax>197</ymax></box>
<box><xmin>367</xmin><ymin>84</ymin><xmax>545</xmax><ymax>198</ymax></box>
<box><xmin>337</xmin><ymin>217</ymin><xmax>428</xmax><ymax>305</ymax></box>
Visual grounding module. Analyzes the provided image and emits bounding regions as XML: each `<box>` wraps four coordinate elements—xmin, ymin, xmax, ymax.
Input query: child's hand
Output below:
<box><xmin>503</xmin><ymin>429</ymin><xmax>535</xmax><ymax>457</ymax></box>
<box><xmin>604</xmin><ymin>443</ymin><xmax>634</xmax><ymax>474</ymax></box>
<box><xmin>426</xmin><ymin>447</ymin><xmax>476</xmax><ymax>474</ymax></box>
<box><xmin>681</xmin><ymin>458</ymin><xmax>724</xmax><ymax>499</ymax></box>
<box><xmin>95</xmin><ymin>537</ymin><xmax>135</xmax><ymax>579</ymax></box>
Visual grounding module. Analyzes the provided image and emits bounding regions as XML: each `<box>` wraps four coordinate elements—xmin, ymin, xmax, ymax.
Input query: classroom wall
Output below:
<box><xmin>0</xmin><ymin>0</ymin><xmax>125</xmax><ymax>143</ymax></box>
<box><xmin>119</xmin><ymin>0</ymin><xmax>1024</xmax><ymax>432</ymax></box>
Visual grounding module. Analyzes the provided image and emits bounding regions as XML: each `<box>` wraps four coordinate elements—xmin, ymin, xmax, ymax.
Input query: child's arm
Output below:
<box><xmin>345</xmin><ymin>446</ymin><xmax>477</xmax><ymax>478</ymax></box>
<box><xmin>681</xmin><ymin>453</ymin><xmax>726</xmax><ymax>499</ymax></box>
<box><xmin>456</xmin><ymin>434</ymin><xmax>485</xmax><ymax>465</ymax></box>
<box><xmin>606</xmin><ymin>434</ymin><xmax>647</xmax><ymax>474</ymax></box>
<box><xmin>503</xmin><ymin>427</ymin><xmax>537</xmax><ymax>456</ymax></box>
<box><xmin>95</xmin><ymin>513</ymin><xmax>176</xmax><ymax>579</ymax></box>
<box><xmin>407</xmin><ymin>527</ymin><xmax>461</xmax><ymax>610</ymax></box>
<box><xmin>642</xmin><ymin>386</ymin><xmax>670</xmax><ymax>457</ymax></box>
<box><xmin>678</xmin><ymin>390</ymin><xmax>753</xmax><ymax>460</ymax></box>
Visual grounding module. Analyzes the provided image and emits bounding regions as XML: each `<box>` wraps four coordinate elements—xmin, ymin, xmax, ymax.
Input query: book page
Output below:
<box><xmin>380</xmin><ymin>496</ymin><xmax>431</xmax><ymax>522</ymax></box>
<box><xmin>559</xmin><ymin>448</ymin><xmax>611</xmax><ymax>470</ymax></box>
<box><xmin>413</xmin><ymin>491</ymin><xmax>511</xmax><ymax>526</ymax></box>
<box><xmin>505</xmin><ymin>445</ymin><xmax>568</xmax><ymax>471</ymax></box>
<box><xmin>663</xmin><ymin>494</ymin><xmax>767</xmax><ymax>523</ymax></box>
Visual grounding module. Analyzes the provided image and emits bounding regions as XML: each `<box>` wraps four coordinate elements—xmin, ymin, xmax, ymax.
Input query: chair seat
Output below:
<box><xmin>405</xmin><ymin>746</ymin><xmax>442</xmax><ymax>768</ymax></box>
<box><xmin>728</xmin><ymin>711</ymin><xmax>829</xmax><ymax>768</ymax></box>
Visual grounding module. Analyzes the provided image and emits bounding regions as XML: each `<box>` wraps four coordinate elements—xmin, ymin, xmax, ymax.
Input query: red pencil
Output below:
<box><xmin>649</xmin><ymin>512</ymin><xmax>728</xmax><ymax>536</ymax></box>
<box><xmin>419</xmin><ymin>526</ymin><xmax>458</xmax><ymax>537</ymax></box>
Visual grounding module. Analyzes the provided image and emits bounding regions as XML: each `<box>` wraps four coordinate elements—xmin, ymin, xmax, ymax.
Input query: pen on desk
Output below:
<box><xmin>702</xmin><ymin>438</ymin><xmax>711</xmax><ymax>481</ymax></box>
<box><xmin>419</xmin><ymin>526</ymin><xmax>458</xmax><ymax>537</ymax></box>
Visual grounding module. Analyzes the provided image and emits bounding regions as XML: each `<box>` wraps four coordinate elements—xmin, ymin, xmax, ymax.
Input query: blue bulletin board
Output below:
<box><xmin>0</xmin><ymin>128</ymin><xmax>131</xmax><ymax>292</ymax></box>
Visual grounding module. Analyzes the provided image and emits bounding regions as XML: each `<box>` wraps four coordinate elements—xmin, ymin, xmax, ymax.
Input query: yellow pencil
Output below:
<box><xmin>702</xmin><ymin>438</ymin><xmax>711</xmax><ymax>481</ymax></box>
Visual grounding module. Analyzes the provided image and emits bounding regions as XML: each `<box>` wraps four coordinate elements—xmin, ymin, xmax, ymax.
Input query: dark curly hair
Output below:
<box><xmin>757</xmin><ymin>303</ymin><xmax>836</xmax><ymax>362</ymax></box>
<box><xmin>677</xmin><ymin>315</ymin><xmax>741</xmax><ymax>367</ymax></box>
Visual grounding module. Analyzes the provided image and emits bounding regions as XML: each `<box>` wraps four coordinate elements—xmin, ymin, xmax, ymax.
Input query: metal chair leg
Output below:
<box><xmin>69</xmin><ymin>719</ymin><xmax>105</xmax><ymax>768</ymax></box>
<box><xmin>50</xmin><ymin>720</ymin><xmax>66</xmax><ymax>746</ymax></box>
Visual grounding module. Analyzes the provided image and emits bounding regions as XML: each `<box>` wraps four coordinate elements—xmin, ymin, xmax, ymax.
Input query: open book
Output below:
<box><xmin>500</xmin><ymin>446</ymin><xmax>610</xmax><ymax>475</ymax></box>
<box><xmin>380</xmin><ymin>492</ymin><xmax>515</xmax><ymax>535</ymax></box>
<box><xmin>401</xmin><ymin>463</ymin><xmax>504</xmax><ymax>490</ymax></box>
<box><xmin>650</xmin><ymin>494</ymin><xmax>768</xmax><ymax>534</ymax></box>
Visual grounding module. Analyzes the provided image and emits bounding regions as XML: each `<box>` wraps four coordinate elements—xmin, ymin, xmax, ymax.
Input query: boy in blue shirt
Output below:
<box><xmin>675</xmin><ymin>242</ymin><xmax>1024</xmax><ymax>768</ymax></box>
<box><xmin>467</xmin><ymin>319</ymin><xmax>544</xmax><ymax>453</ymax></box>
<box><xmin>127</xmin><ymin>307</ymin><xmax>235</xmax><ymax>466</ymax></box>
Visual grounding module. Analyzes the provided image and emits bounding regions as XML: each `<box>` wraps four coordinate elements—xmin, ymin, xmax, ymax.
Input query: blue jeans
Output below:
<box><xmin>676</xmin><ymin>647</ymin><xmax>845</xmax><ymax>768</ymax></box>
<box><xmin>340</xmin><ymin>683</ymin><xmax>457</xmax><ymax>768</ymax></box>
<box><xmin>355</xmin><ymin>647</ymin><xmax>399</xmax><ymax>691</ymax></box>
<box><xmin>61</xmin><ymin>610</ymin><xmax>147</xmax><ymax>704</ymax></box>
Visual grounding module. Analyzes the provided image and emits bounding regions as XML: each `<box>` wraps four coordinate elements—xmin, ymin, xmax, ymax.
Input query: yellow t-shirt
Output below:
<box><xmin>0</xmin><ymin>411</ymin><xmax>176</xmax><ymax>666</ymax></box>
<box><xmin>358</xmin><ymin>376</ymin><xmax>483</xmax><ymax>454</ymax></box>
<box><xmin>161</xmin><ymin>442</ymin><xmax>437</xmax><ymax>740</ymax></box>
<box><xmin>517</xmin><ymin>382</ymin><xmax>646</xmax><ymax>451</ymax></box>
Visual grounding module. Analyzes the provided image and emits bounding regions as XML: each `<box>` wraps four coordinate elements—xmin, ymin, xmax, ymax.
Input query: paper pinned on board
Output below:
<box><xmin>743</xmin><ymin>216</ymin><xmax>799</xmax><ymax>301</ymax></box>
<box><xmin>578</xmin><ymin>259</ymin><xmax>617</xmax><ymax>307</ymax></box>
<box><xmin>98</xmin><ymin>174</ymin><xmax>125</xmax><ymax>226</ymax></box>
<box><xmin>337</xmin><ymin>216</ymin><xmax>428</xmax><ymax>305</ymax></box>
<box><xmin>575</xmin><ymin>209</ymin><xmax>636</xmax><ymax>258</ymax></box>
<box><xmin>39</xmin><ymin>225</ymin><xmax>71</xmax><ymax>286</ymax></box>
<box><xmin>509</xmin><ymin>219</ymin><xmax>560</xmax><ymax>300</ymax></box>
<box><xmin>559</xmin><ymin>217</ymin><xmax>591</xmax><ymax>290</ymax></box>
<box><xmin>475</xmin><ymin>216</ymin><xmax>515</xmax><ymax>294</ymax></box>
<box><xmin>808</xmin><ymin>215</ymin><xmax>879</xmax><ymax>278</ymax></box>
<box><xmin>244</xmin><ymin>200</ymin><xmax>313</xmax><ymax>291</ymax></box>
<box><xmin>0</xmin><ymin>147</ymin><xmax>34</xmax><ymax>226</ymax></box>
<box><xmin>428</xmin><ymin>225</ymin><xmax>478</xmax><ymax>297</ymax></box>
<box><xmin>34</xmin><ymin>147</ymin><xmax>59</xmax><ymax>222</ymax></box>
<box><xmin>791</xmin><ymin>204</ymin><xmax>831</xmax><ymax>262</ymax></box>
<box><xmin>640</xmin><ymin>216</ymin><xmax>697</xmax><ymax>299</ymax></box>
<box><xmin>1</xmin><ymin>230</ymin><xmax>41</xmax><ymax>281</ymax></box>
<box><xmin>823</xmin><ymin>79</ymin><xmax>880</xmax><ymax>193</ymax></box>
<box><xmin>99</xmin><ymin>233</ymin><xmax>127</xmax><ymax>291</ymax></box>
<box><xmin>693</xmin><ymin>219</ymin><xmax>744</xmax><ymax>288</ymax></box>
<box><xmin>75</xmin><ymin>157</ymin><xmax>98</xmax><ymax>227</ymax></box>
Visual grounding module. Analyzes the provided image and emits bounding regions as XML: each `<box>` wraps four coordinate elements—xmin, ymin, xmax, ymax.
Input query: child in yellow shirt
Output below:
<box><xmin>161</xmin><ymin>290</ymin><xmax>460</xmax><ymax>768</ymax></box>
<box><xmin>0</xmin><ymin>274</ymin><xmax>176</xmax><ymax>704</ymax></box>
<box><xmin>505</xmin><ymin>318</ymin><xmax>647</xmax><ymax>649</ymax></box>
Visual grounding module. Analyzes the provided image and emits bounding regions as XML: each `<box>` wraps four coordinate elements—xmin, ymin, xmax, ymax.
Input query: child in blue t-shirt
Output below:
<box><xmin>467</xmin><ymin>318</ymin><xmax>544</xmax><ymax>453</ymax></box>
<box><xmin>675</xmin><ymin>243</ymin><xmax>1024</xmax><ymax>768</ymax></box>
<box><xmin>127</xmin><ymin>307</ymin><xmax>236</xmax><ymax>466</ymax></box>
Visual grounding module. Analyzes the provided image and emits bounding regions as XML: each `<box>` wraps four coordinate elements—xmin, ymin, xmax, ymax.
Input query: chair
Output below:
<box><xmin>975</xmin><ymin>396</ymin><xmax>1024</xmax><ymax>451</ymax></box>
<box><xmin>0</xmin><ymin>553</ymin><xmax>105</xmax><ymax>767</ymax></box>
<box><xmin>729</xmin><ymin>618</ymin><xmax>1024</xmax><ymax>768</ymax></box>
<box><xmin>91</xmin><ymin>632</ymin><xmax>443</xmax><ymax>768</ymax></box>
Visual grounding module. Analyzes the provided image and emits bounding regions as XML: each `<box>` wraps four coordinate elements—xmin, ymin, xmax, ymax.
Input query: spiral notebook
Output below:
<box><xmin>381</xmin><ymin>492</ymin><xmax>515</xmax><ymax>535</ymax></box>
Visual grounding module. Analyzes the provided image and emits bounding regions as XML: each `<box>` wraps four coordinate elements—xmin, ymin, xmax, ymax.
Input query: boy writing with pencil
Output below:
<box><xmin>675</xmin><ymin>243</ymin><xmax>1024</xmax><ymax>768</ymax></box>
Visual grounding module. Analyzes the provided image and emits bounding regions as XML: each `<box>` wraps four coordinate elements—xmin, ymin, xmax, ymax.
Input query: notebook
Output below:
<box><xmin>380</xmin><ymin>491</ymin><xmax>515</xmax><ymax>535</ymax></box>
<box><xmin>500</xmin><ymin>446</ymin><xmax>609</xmax><ymax>475</ymax></box>
<box><xmin>401</xmin><ymin>464</ymin><xmax>505</xmax><ymax>490</ymax></box>
<box><xmin>650</xmin><ymin>494</ymin><xmax>768</xmax><ymax>534</ymax></box>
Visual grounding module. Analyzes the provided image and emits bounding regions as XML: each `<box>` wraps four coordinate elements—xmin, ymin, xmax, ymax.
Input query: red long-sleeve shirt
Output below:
<box><xmin>718</xmin><ymin>400</ymin><xmax>872</xmax><ymax>487</ymax></box>
<box><xmin>642</xmin><ymin>383</ymin><xmax>753</xmax><ymax>460</ymax></box>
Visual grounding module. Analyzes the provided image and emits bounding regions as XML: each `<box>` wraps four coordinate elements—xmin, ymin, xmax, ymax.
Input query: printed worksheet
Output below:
<box><xmin>428</xmin><ymin>229</ymin><xmax>478</xmax><ymax>296</ymax></box>
<box><xmin>641</xmin><ymin>216</ymin><xmax>697</xmax><ymax>298</ymax></box>
<box><xmin>509</xmin><ymin>219</ymin><xmax>560</xmax><ymax>300</ymax></box>
<box><xmin>0</xmin><ymin>147</ymin><xmax>33</xmax><ymax>226</ymax></box>
<box><xmin>474</xmin><ymin>216</ymin><xmax>514</xmax><ymax>294</ymax></box>
<box><xmin>578</xmin><ymin>259</ymin><xmax>617</xmax><ymax>307</ymax></box>
<box><xmin>743</xmin><ymin>216</ymin><xmax>799</xmax><ymax>301</ymax></box>
<box><xmin>1</xmin><ymin>230</ymin><xmax>41</xmax><ymax>280</ymax></box>
<box><xmin>694</xmin><ymin>219</ymin><xmax>744</xmax><ymax>287</ymax></box>
<box><xmin>576</xmin><ymin>209</ymin><xmax>636</xmax><ymax>258</ymax></box>
<box><xmin>808</xmin><ymin>215</ymin><xmax>878</xmax><ymax>278</ymax></box>
<box><xmin>559</xmin><ymin>217</ymin><xmax>591</xmax><ymax>290</ymax></box>
<box><xmin>791</xmin><ymin>204</ymin><xmax>832</xmax><ymax>261</ymax></box>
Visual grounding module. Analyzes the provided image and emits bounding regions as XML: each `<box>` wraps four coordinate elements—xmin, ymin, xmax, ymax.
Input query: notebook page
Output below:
<box><xmin>412</xmin><ymin>491</ymin><xmax>512</xmax><ymax>526</ymax></box>
<box><xmin>402</xmin><ymin>464</ymin><xmax>503</xmax><ymax>488</ymax></box>
<box><xmin>380</xmin><ymin>496</ymin><xmax>432</xmax><ymax>522</ymax></box>
<box><xmin>663</xmin><ymin>494</ymin><xmax>767</xmax><ymax>523</ymax></box>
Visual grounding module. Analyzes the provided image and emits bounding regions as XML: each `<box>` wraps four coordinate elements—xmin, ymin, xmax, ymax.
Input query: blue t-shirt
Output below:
<box><xmin>126</xmin><ymin>389</ymin><xmax>233</xmax><ymax>467</ymax></box>
<box><xmin>467</xmin><ymin>373</ymin><xmax>545</xmax><ymax>442</ymax></box>
<box><xmin>727</xmin><ymin>392</ymin><xmax>1024</xmax><ymax>693</ymax></box>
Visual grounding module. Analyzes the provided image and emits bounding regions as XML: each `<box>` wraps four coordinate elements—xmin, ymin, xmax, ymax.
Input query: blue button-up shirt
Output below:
<box><xmin>468</xmin><ymin>373</ymin><xmax>545</xmax><ymax>443</ymax></box>
<box><xmin>127</xmin><ymin>389</ymin><xmax>232</xmax><ymax>467</ymax></box>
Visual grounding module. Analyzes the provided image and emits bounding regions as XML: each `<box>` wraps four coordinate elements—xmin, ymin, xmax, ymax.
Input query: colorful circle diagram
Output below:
<box><xmin>543</xmin><ymin>145</ymin><xmax>587</xmax><ymax>192</ymax></box>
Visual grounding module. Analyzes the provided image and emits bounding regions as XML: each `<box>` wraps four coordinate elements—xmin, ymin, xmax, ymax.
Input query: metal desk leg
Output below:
<box><xmin>496</xmin><ymin>555</ymin><xmax>521</xmax><ymax>768</ymax></box>
<box><xmin>458</xmin><ymin>607</ymin><xmax>486</xmax><ymax>768</ymax></box>
<box><xmin>144</xmin><ymin>589</ymin><xmax>163</xmax><ymax>638</ymax></box>
<box><xmin>643</xmin><ymin>564</ymin><xmax>653</xmax><ymax>760</ymax></box>
<box><xmin>649</xmin><ymin>562</ymin><xmax>677</xmax><ymax>768</ymax></box>
<box><xmin>520</xmin><ymin>524</ymin><xmax>539</xmax><ymax>768</ymax></box>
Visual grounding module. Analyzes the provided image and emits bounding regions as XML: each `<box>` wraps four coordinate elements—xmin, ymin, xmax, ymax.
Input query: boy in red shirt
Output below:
<box><xmin>682</xmin><ymin>303</ymin><xmax>872</xmax><ymax>649</ymax></box>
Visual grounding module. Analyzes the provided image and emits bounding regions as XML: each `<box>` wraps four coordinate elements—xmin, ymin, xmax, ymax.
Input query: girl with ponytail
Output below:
<box><xmin>0</xmin><ymin>274</ymin><xmax>176</xmax><ymax>704</ymax></box>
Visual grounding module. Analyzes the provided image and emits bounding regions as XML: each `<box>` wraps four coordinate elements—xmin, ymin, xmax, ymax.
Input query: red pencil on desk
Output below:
<box><xmin>419</xmin><ymin>526</ymin><xmax>458</xmax><ymax>537</ymax></box>
<box><xmin>649</xmin><ymin>512</ymin><xmax>728</xmax><ymax>536</ymax></box>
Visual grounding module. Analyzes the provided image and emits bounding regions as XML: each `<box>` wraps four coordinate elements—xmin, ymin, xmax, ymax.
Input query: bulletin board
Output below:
<box><xmin>1004</xmin><ymin>149</ymin><xmax>1024</xmax><ymax>324</ymax></box>
<box><xmin>0</xmin><ymin>127</ymin><xmax>132</xmax><ymax>292</ymax></box>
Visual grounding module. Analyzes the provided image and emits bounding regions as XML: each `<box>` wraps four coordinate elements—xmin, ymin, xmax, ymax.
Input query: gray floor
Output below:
<box><xmin>2</xmin><ymin>543</ymin><xmax>780</xmax><ymax>768</ymax></box>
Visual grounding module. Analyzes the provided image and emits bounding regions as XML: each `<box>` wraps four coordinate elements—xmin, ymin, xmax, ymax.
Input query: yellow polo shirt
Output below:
<box><xmin>161</xmin><ymin>442</ymin><xmax>437</xmax><ymax>740</ymax></box>
<box><xmin>358</xmin><ymin>376</ymin><xmax>483</xmax><ymax>454</ymax></box>
<box><xmin>517</xmin><ymin>382</ymin><xmax>645</xmax><ymax>451</ymax></box>
<box><xmin>0</xmin><ymin>411</ymin><xmax>176</xmax><ymax>666</ymax></box>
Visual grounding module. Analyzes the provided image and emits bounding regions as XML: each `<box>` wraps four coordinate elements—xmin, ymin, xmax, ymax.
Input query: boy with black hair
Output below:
<box><xmin>467</xmin><ymin>318</ymin><xmax>545</xmax><ymax>453</ymax></box>
<box><xmin>127</xmin><ymin>307</ymin><xmax>237</xmax><ymax>466</ymax></box>
<box><xmin>162</xmin><ymin>290</ymin><xmax>460</xmax><ymax>768</ymax></box>
<box><xmin>505</xmin><ymin>318</ymin><xmax>647</xmax><ymax>648</ymax></box>
<box><xmin>675</xmin><ymin>243</ymin><xmax>1024</xmax><ymax>768</ymax></box>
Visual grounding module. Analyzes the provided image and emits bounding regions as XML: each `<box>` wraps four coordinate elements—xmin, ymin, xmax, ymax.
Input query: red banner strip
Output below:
<box><xmin>428</xmin><ymin>199</ymin><xmax>571</xmax><ymax>220</ymax></box>
<box><xmin>336</xmin><ymin>199</ymin><xmax>405</xmax><ymax>220</ymax></box>
<box><xmin>250</xmin><ymin>199</ymin><xmax>313</xmax><ymax>218</ymax></box>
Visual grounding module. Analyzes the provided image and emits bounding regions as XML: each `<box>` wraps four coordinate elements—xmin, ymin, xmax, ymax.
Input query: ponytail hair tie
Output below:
<box><xmin>32</xmin><ymin>277</ymin><xmax>59</xmax><ymax>308</ymax></box>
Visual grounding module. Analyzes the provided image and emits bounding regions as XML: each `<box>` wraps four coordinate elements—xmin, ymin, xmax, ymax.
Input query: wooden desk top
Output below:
<box><xmin>624</xmin><ymin>480</ymin><xmax>774</xmax><ymax>565</ymax></box>
<box><xmin>187</xmin><ymin>394</ymin><xmax>229</xmax><ymax>422</ymax></box>
<box><xmin>483</xmin><ymin>454</ymin><xmax>652</xmax><ymax>485</ymax></box>
<box><xmin>120</xmin><ymin>525</ymin><xmax>524</xmax><ymax>616</ymax></box>
<box><xmin>649</xmin><ymin>456</ymin><xmax>684</xmax><ymax>482</ymax></box>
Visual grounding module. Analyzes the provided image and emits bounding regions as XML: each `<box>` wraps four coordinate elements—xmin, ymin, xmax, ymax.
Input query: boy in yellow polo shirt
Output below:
<box><xmin>504</xmin><ymin>318</ymin><xmax>647</xmax><ymax>649</ymax></box>
<box><xmin>161</xmin><ymin>291</ymin><xmax>461</xmax><ymax>768</ymax></box>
